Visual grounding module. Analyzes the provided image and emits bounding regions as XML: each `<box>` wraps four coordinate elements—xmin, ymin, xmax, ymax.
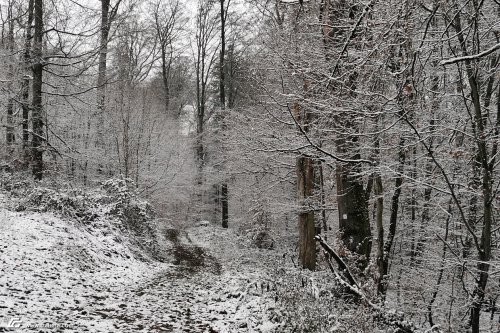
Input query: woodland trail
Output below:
<box><xmin>0</xmin><ymin>210</ymin><xmax>279</xmax><ymax>333</ymax></box>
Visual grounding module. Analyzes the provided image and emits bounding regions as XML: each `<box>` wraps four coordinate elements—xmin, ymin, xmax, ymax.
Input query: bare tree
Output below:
<box><xmin>219</xmin><ymin>0</ymin><xmax>229</xmax><ymax>228</ymax></box>
<box><xmin>4</xmin><ymin>0</ymin><xmax>15</xmax><ymax>148</ymax></box>
<box><xmin>194</xmin><ymin>0</ymin><xmax>219</xmax><ymax>167</ymax></box>
<box><xmin>319</xmin><ymin>0</ymin><xmax>373</xmax><ymax>268</ymax></box>
<box><xmin>150</xmin><ymin>0</ymin><xmax>186</xmax><ymax>114</ymax></box>
<box><xmin>442</xmin><ymin>2</ymin><xmax>499</xmax><ymax>330</ymax></box>
<box><xmin>21</xmin><ymin>0</ymin><xmax>34</xmax><ymax>164</ymax></box>
<box><xmin>294</xmin><ymin>90</ymin><xmax>316</xmax><ymax>270</ymax></box>
<box><xmin>96</xmin><ymin>0</ymin><xmax>122</xmax><ymax>147</ymax></box>
<box><xmin>31</xmin><ymin>0</ymin><xmax>43</xmax><ymax>179</ymax></box>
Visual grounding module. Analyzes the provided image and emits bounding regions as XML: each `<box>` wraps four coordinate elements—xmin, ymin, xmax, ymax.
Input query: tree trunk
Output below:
<box><xmin>452</xmin><ymin>11</ymin><xmax>493</xmax><ymax>332</ymax></box>
<box><xmin>6</xmin><ymin>2</ymin><xmax>15</xmax><ymax>147</ymax></box>
<box><xmin>412</xmin><ymin>68</ymin><xmax>438</xmax><ymax>263</ymax></box>
<box><xmin>315</xmin><ymin>160</ymin><xmax>327</xmax><ymax>237</ymax></box>
<box><xmin>336</xmin><ymin>156</ymin><xmax>371</xmax><ymax>267</ymax></box>
<box><xmin>427</xmin><ymin>200</ymin><xmax>452</xmax><ymax>327</ymax></box>
<box><xmin>221</xmin><ymin>183</ymin><xmax>228</xmax><ymax>228</ymax></box>
<box><xmin>31</xmin><ymin>0</ymin><xmax>43</xmax><ymax>180</ymax></box>
<box><xmin>195</xmin><ymin>2</ymin><xmax>208</xmax><ymax>169</ymax></box>
<box><xmin>194</xmin><ymin>1</ymin><xmax>217</xmax><ymax>218</ymax></box>
<box><xmin>196</xmin><ymin>97</ymin><xmax>204</xmax><ymax>167</ymax></box>
<box><xmin>96</xmin><ymin>0</ymin><xmax>110</xmax><ymax>148</ymax></box>
<box><xmin>373</xmin><ymin>173</ymin><xmax>384</xmax><ymax>294</ymax></box>
<box><xmin>22</xmin><ymin>0</ymin><xmax>34</xmax><ymax>165</ymax></box>
<box><xmin>219</xmin><ymin>0</ymin><xmax>226</xmax><ymax>110</ymax></box>
<box><xmin>379</xmin><ymin>136</ymin><xmax>405</xmax><ymax>293</ymax></box>
<box><xmin>160</xmin><ymin>45</ymin><xmax>171</xmax><ymax>113</ymax></box>
<box><xmin>319</xmin><ymin>0</ymin><xmax>372</xmax><ymax>268</ymax></box>
<box><xmin>219</xmin><ymin>0</ymin><xmax>228</xmax><ymax>228</ymax></box>
<box><xmin>7</xmin><ymin>99</ymin><xmax>14</xmax><ymax>146</ymax></box>
<box><xmin>297</xmin><ymin>155</ymin><xmax>316</xmax><ymax>270</ymax></box>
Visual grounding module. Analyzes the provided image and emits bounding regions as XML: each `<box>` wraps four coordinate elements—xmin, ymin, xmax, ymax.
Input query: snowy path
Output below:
<box><xmin>0</xmin><ymin>207</ymin><xmax>279</xmax><ymax>333</ymax></box>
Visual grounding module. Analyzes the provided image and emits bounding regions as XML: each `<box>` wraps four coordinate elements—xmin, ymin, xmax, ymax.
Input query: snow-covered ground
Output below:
<box><xmin>0</xmin><ymin>192</ymin><xmax>281</xmax><ymax>332</ymax></box>
<box><xmin>0</xmin><ymin>180</ymin><xmax>422</xmax><ymax>333</ymax></box>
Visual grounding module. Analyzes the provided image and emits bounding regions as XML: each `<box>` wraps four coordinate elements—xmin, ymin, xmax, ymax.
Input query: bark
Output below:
<box><xmin>297</xmin><ymin>155</ymin><xmax>316</xmax><ymax>270</ymax></box>
<box><xmin>336</xmin><ymin>156</ymin><xmax>371</xmax><ymax>267</ymax></box>
<box><xmin>316</xmin><ymin>235</ymin><xmax>357</xmax><ymax>288</ymax></box>
<box><xmin>31</xmin><ymin>0</ymin><xmax>43</xmax><ymax>180</ymax></box>
<box><xmin>221</xmin><ymin>183</ymin><xmax>228</xmax><ymax>228</ymax></box>
<box><xmin>293</xmin><ymin>96</ymin><xmax>316</xmax><ymax>270</ymax></box>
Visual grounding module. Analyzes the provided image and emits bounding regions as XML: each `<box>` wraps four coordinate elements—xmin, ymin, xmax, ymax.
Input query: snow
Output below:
<box><xmin>0</xmin><ymin>181</ymin><xmax>421</xmax><ymax>333</ymax></box>
<box><xmin>0</xmin><ymin>192</ymin><xmax>281</xmax><ymax>332</ymax></box>
<box><xmin>196</xmin><ymin>220</ymin><xmax>210</xmax><ymax>227</ymax></box>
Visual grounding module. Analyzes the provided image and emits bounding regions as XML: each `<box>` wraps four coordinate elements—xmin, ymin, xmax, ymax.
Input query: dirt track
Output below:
<box><xmin>0</xmin><ymin>211</ymin><xmax>279</xmax><ymax>333</ymax></box>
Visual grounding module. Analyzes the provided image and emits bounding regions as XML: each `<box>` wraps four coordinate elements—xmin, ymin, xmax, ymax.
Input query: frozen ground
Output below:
<box><xmin>0</xmin><ymin>193</ymin><xmax>281</xmax><ymax>332</ymax></box>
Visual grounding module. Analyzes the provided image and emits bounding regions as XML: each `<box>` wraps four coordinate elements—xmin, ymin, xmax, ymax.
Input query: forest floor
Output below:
<box><xmin>0</xmin><ymin>192</ymin><xmax>282</xmax><ymax>333</ymax></box>
<box><xmin>0</xmin><ymin>179</ymin><xmax>423</xmax><ymax>333</ymax></box>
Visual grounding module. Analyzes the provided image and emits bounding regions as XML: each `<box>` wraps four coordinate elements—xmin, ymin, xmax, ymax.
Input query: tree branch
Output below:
<box><xmin>315</xmin><ymin>235</ymin><xmax>417</xmax><ymax>333</ymax></box>
<box><xmin>440</xmin><ymin>43</ymin><xmax>500</xmax><ymax>66</ymax></box>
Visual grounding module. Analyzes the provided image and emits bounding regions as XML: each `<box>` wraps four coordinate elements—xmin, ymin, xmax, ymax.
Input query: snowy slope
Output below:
<box><xmin>0</xmin><ymin>196</ymin><xmax>162</xmax><ymax>332</ymax></box>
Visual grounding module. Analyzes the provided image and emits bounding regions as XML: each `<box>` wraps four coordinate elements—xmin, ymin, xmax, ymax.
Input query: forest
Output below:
<box><xmin>0</xmin><ymin>0</ymin><xmax>499</xmax><ymax>332</ymax></box>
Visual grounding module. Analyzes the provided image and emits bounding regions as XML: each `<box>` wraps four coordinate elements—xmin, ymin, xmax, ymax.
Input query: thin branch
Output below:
<box><xmin>404</xmin><ymin>115</ymin><xmax>482</xmax><ymax>252</ymax></box>
<box><xmin>286</xmin><ymin>103</ymin><xmax>374</xmax><ymax>165</ymax></box>
<box><xmin>440</xmin><ymin>42</ymin><xmax>500</xmax><ymax>66</ymax></box>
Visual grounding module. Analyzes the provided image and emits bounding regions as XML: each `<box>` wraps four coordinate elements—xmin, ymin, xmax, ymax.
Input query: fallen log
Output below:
<box><xmin>315</xmin><ymin>235</ymin><xmax>422</xmax><ymax>333</ymax></box>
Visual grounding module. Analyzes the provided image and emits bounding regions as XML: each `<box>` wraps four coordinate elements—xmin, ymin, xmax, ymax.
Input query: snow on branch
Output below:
<box><xmin>315</xmin><ymin>235</ymin><xmax>419</xmax><ymax>333</ymax></box>
<box><xmin>440</xmin><ymin>43</ymin><xmax>500</xmax><ymax>66</ymax></box>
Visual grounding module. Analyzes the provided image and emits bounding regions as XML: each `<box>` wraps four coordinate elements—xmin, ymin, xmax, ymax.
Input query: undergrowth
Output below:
<box><xmin>0</xmin><ymin>171</ymin><xmax>165</xmax><ymax>262</ymax></box>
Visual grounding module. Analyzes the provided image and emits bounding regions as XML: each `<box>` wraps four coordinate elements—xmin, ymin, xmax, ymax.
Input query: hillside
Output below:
<box><xmin>0</xmin><ymin>180</ymin><xmax>282</xmax><ymax>332</ymax></box>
